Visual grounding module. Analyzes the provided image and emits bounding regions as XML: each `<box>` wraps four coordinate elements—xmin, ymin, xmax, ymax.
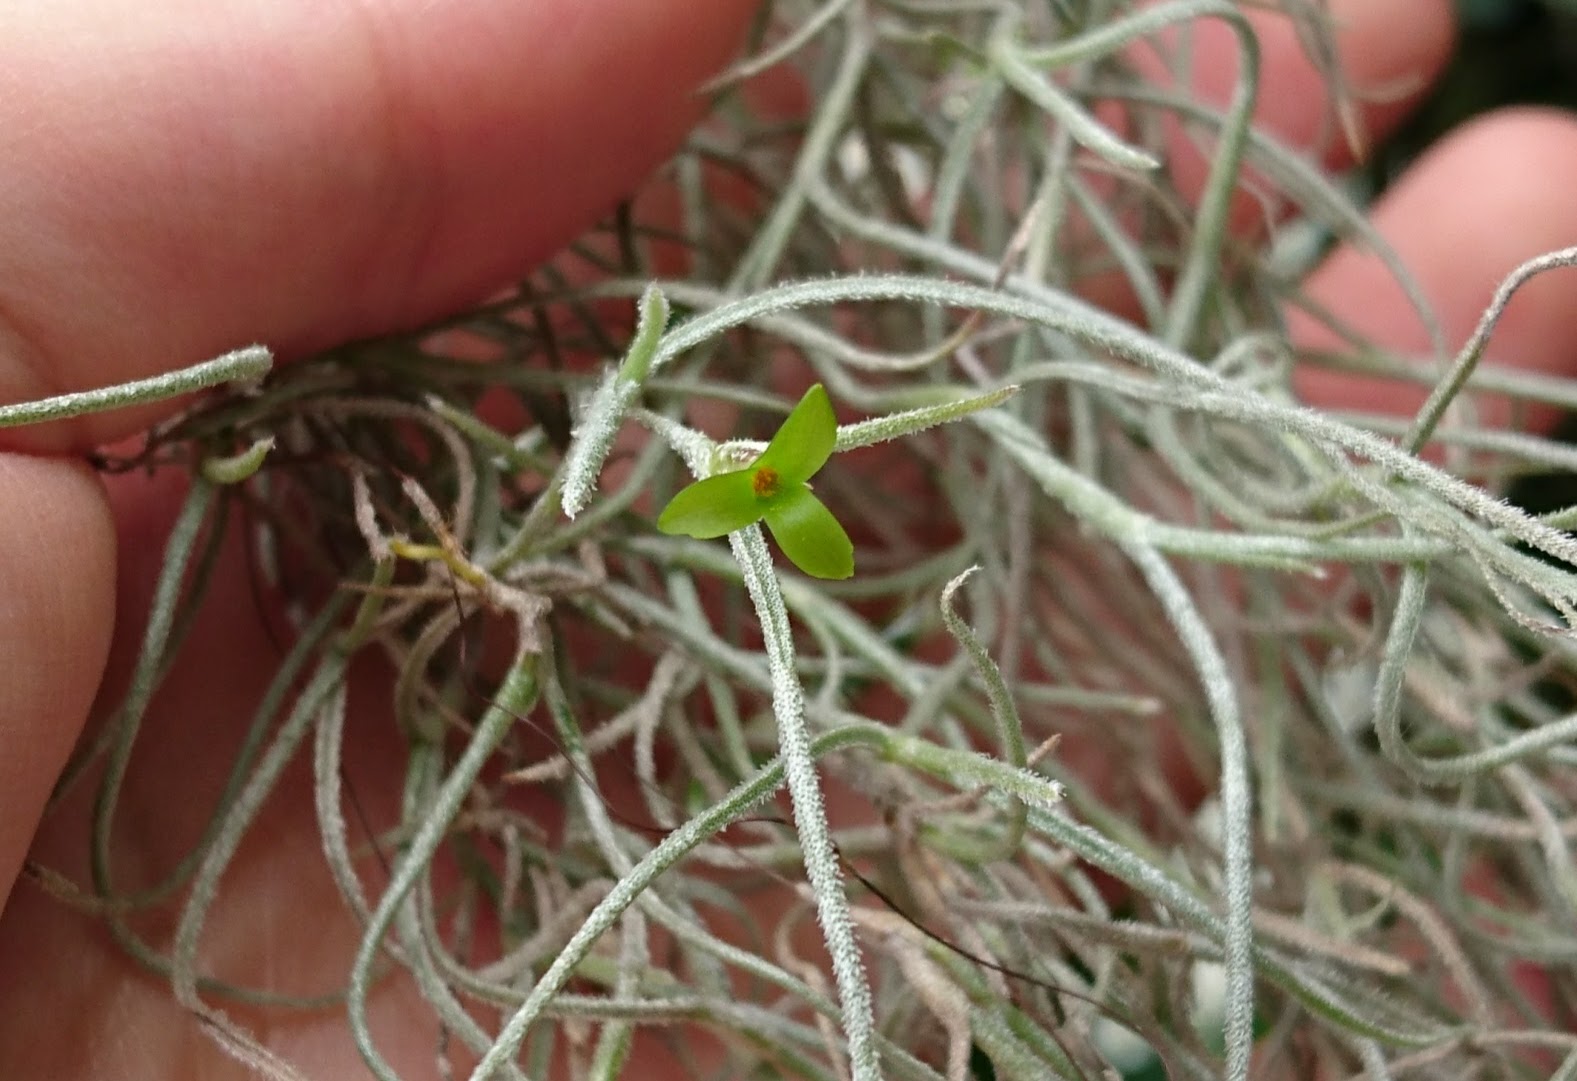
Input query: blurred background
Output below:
<box><xmin>1393</xmin><ymin>0</ymin><xmax>1577</xmax><ymax>162</ymax></box>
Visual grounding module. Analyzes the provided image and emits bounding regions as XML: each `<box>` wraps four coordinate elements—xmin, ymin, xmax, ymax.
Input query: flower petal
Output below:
<box><xmin>756</xmin><ymin>383</ymin><xmax>836</xmax><ymax>487</ymax></box>
<box><xmin>656</xmin><ymin>471</ymin><xmax>762</xmax><ymax>538</ymax></box>
<box><xmin>763</xmin><ymin>484</ymin><xmax>854</xmax><ymax>580</ymax></box>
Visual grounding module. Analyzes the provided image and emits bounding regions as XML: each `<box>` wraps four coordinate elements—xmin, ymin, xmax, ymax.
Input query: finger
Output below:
<box><xmin>0</xmin><ymin>0</ymin><xmax>752</xmax><ymax>454</ymax></box>
<box><xmin>1295</xmin><ymin>107</ymin><xmax>1577</xmax><ymax>429</ymax></box>
<box><xmin>1131</xmin><ymin>0</ymin><xmax>1456</xmax><ymax>231</ymax></box>
<box><xmin>0</xmin><ymin>0</ymin><xmax>748</xmax><ymax>917</ymax></box>
<box><xmin>0</xmin><ymin>455</ymin><xmax>114</xmax><ymax>904</ymax></box>
<box><xmin>1190</xmin><ymin>0</ymin><xmax>1454</xmax><ymax>165</ymax></box>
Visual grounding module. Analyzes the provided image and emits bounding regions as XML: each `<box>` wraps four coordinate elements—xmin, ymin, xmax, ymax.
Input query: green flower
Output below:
<box><xmin>657</xmin><ymin>384</ymin><xmax>854</xmax><ymax>580</ymax></box>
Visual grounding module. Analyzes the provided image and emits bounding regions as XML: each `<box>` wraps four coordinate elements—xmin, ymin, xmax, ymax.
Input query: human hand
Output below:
<box><xmin>0</xmin><ymin>3</ymin><xmax>752</xmax><ymax>1075</ymax></box>
<box><xmin>3</xmin><ymin>1</ymin><xmax>1576</xmax><ymax>1078</ymax></box>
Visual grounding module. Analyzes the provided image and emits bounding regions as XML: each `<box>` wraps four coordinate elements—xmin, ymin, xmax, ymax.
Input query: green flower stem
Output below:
<box><xmin>533</xmin><ymin>647</ymin><xmax>879</xmax><ymax>1078</ymax></box>
<box><xmin>727</xmin><ymin>524</ymin><xmax>880</xmax><ymax>1081</ymax></box>
<box><xmin>0</xmin><ymin>345</ymin><xmax>271</xmax><ymax>428</ymax></box>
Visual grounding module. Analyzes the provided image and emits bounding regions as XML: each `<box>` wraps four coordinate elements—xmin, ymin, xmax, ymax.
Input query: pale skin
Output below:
<box><xmin>1</xmin><ymin>1</ymin><xmax>1575</xmax><ymax>1077</ymax></box>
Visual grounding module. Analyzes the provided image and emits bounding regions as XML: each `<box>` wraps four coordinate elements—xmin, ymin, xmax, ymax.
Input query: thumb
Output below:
<box><xmin>0</xmin><ymin>0</ymin><xmax>750</xmax><ymax>908</ymax></box>
<box><xmin>0</xmin><ymin>0</ymin><xmax>752</xmax><ymax>454</ymax></box>
<box><xmin>0</xmin><ymin>456</ymin><xmax>113</xmax><ymax>904</ymax></box>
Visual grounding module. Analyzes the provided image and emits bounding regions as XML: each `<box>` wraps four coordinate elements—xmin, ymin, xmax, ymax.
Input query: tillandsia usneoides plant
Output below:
<box><xmin>14</xmin><ymin>1</ymin><xmax>1577</xmax><ymax>1080</ymax></box>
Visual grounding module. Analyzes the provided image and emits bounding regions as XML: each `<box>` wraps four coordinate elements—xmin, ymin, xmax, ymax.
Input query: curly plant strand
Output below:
<box><xmin>29</xmin><ymin>5</ymin><xmax>1577</xmax><ymax>1079</ymax></box>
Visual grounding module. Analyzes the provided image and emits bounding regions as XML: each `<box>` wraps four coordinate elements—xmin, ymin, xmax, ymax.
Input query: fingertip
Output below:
<box><xmin>1296</xmin><ymin>106</ymin><xmax>1577</xmax><ymax>426</ymax></box>
<box><xmin>1329</xmin><ymin>0</ymin><xmax>1457</xmax><ymax>156</ymax></box>
<box><xmin>0</xmin><ymin>455</ymin><xmax>115</xmax><ymax>905</ymax></box>
<box><xmin>1132</xmin><ymin>0</ymin><xmax>1456</xmax><ymax>235</ymax></box>
<box><xmin>1237</xmin><ymin>0</ymin><xmax>1457</xmax><ymax>158</ymax></box>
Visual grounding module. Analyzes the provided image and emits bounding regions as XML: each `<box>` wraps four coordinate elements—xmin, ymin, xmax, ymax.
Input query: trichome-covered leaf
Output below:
<box><xmin>763</xmin><ymin>484</ymin><xmax>854</xmax><ymax>580</ymax></box>
<box><xmin>657</xmin><ymin>471</ymin><xmax>762</xmax><ymax>539</ymax></box>
<box><xmin>755</xmin><ymin>384</ymin><xmax>837</xmax><ymax>487</ymax></box>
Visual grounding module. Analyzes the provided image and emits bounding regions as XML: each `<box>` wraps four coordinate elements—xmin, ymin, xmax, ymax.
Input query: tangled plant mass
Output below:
<box><xmin>9</xmin><ymin>2</ymin><xmax>1577</xmax><ymax>1079</ymax></box>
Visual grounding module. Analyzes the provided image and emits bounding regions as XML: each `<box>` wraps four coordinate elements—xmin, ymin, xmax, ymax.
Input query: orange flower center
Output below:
<box><xmin>751</xmin><ymin>466</ymin><xmax>780</xmax><ymax>499</ymax></box>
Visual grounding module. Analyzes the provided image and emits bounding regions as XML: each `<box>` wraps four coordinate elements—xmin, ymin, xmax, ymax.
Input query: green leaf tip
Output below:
<box><xmin>656</xmin><ymin>471</ymin><xmax>760</xmax><ymax>539</ymax></box>
<box><xmin>757</xmin><ymin>383</ymin><xmax>837</xmax><ymax>485</ymax></box>
<box><xmin>656</xmin><ymin>383</ymin><xmax>854</xmax><ymax>579</ymax></box>
<box><xmin>764</xmin><ymin>484</ymin><xmax>853</xmax><ymax>580</ymax></box>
